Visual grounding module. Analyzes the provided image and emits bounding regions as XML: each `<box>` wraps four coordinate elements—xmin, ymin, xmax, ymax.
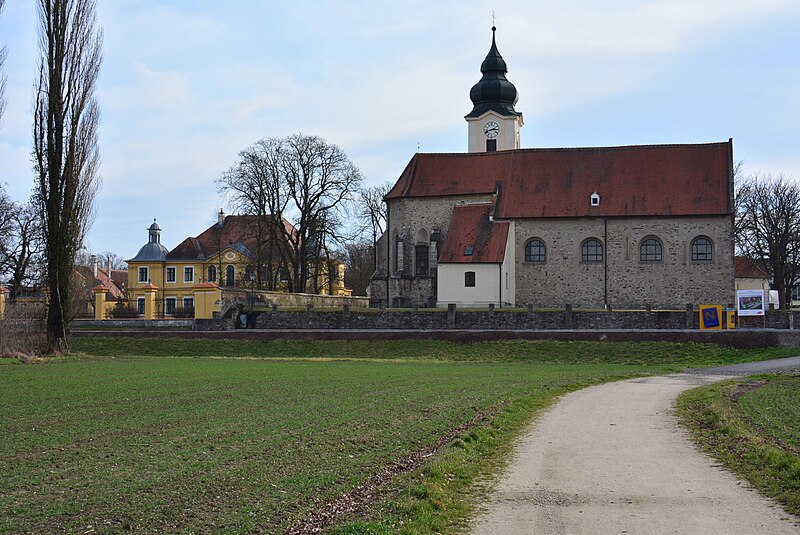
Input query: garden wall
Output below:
<box><xmin>195</xmin><ymin>305</ymin><xmax>800</xmax><ymax>332</ymax></box>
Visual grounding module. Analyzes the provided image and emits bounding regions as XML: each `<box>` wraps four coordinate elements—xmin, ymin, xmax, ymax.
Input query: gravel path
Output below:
<box><xmin>471</xmin><ymin>368</ymin><xmax>799</xmax><ymax>534</ymax></box>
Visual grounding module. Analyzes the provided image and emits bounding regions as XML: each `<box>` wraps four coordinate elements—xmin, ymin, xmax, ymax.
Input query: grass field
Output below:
<box><xmin>2</xmin><ymin>338</ymin><xmax>796</xmax><ymax>533</ymax></box>
<box><xmin>678</xmin><ymin>374</ymin><xmax>800</xmax><ymax>517</ymax></box>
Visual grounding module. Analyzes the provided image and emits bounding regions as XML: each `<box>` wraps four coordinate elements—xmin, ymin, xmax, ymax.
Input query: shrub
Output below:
<box><xmin>110</xmin><ymin>302</ymin><xmax>138</xmax><ymax>319</ymax></box>
<box><xmin>0</xmin><ymin>302</ymin><xmax>48</xmax><ymax>357</ymax></box>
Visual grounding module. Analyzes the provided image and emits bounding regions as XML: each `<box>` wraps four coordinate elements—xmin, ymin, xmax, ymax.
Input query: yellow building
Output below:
<box><xmin>125</xmin><ymin>214</ymin><xmax>349</xmax><ymax>318</ymax></box>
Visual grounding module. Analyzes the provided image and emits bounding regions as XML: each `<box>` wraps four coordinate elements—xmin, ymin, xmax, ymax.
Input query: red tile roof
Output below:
<box><xmin>74</xmin><ymin>265</ymin><xmax>126</xmax><ymax>299</ymax></box>
<box><xmin>438</xmin><ymin>204</ymin><xmax>509</xmax><ymax>263</ymax></box>
<box><xmin>386</xmin><ymin>142</ymin><xmax>733</xmax><ymax>218</ymax></box>
<box><xmin>735</xmin><ymin>256</ymin><xmax>769</xmax><ymax>280</ymax></box>
<box><xmin>167</xmin><ymin>215</ymin><xmax>295</xmax><ymax>261</ymax></box>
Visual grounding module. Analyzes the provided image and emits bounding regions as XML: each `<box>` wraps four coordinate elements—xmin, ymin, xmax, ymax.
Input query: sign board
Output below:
<box><xmin>737</xmin><ymin>289</ymin><xmax>765</xmax><ymax>316</ymax></box>
<box><xmin>699</xmin><ymin>305</ymin><xmax>723</xmax><ymax>330</ymax></box>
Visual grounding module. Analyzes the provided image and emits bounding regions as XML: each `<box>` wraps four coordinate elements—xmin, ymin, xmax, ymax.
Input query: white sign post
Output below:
<box><xmin>737</xmin><ymin>289</ymin><xmax>766</xmax><ymax>316</ymax></box>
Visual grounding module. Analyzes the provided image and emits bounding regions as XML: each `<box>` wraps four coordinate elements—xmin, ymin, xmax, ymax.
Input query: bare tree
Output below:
<box><xmin>218</xmin><ymin>134</ymin><xmax>362</xmax><ymax>294</ymax></box>
<box><xmin>357</xmin><ymin>181</ymin><xmax>391</xmax><ymax>273</ymax></box>
<box><xmin>343</xmin><ymin>240</ymin><xmax>375</xmax><ymax>296</ymax></box>
<box><xmin>0</xmin><ymin>201</ymin><xmax>44</xmax><ymax>299</ymax></box>
<box><xmin>0</xmin><ymin>0</ymin><xmax>7</xmax><ymax>126</ymax></box>
<box><xmin>33</xmin><ymin>0</ymin><xmax>102</xmax><ymax>353</ymax></box>
<box><xmin>282</xmin><ymin>134</ymin><xmax>362</xmax><ymax>293</ymax></box>
<box><xmin>735</xmin><ymin>174</ymin><xmax>800</xmax><ymax>308</ymax></box>
<box><xmin>217</xmin><ymin>138</ymin><xmax>290</xmax><ymax>290</ymax></box>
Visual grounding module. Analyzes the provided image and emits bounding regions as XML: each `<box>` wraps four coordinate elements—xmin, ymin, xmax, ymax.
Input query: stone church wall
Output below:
<box><xmin>371</xmin><ymin>194</ymin><xmax>494</xmax><ymax>307</ymax></box>
<box><xmin>514</xmin><ymin>216</ymin><xmax>734</xmax><ymax>309</ymax></box>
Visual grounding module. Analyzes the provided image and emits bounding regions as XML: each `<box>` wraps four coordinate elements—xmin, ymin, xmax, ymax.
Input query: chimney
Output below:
<box><xmin>107</xmin><ymin>256</ymin><xmax>112</xmax><ymax>276</ymax></box>
<box><xmin>218</xmin><ymin>209</ymin><xmax>225</xmax><ymax>226</ymax></box>
<box><xmin>89</xmin><ymin>254</ymin><xmax>98</xmax><ymax>277</ymax></box>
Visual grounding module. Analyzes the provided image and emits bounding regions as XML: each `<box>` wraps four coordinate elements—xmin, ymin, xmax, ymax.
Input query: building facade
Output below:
<box><xmin>126</xmin><ymin>214</ymin><xmax>349</xmax><ymax>317</ymax></box>
<box><xmin>370</xmin><ymin>27</ymin><xmax>735</xmax><ymax>309</ymax></box>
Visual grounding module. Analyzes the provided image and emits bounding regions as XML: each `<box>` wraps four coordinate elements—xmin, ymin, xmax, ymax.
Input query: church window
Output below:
<box><xmin>166</xmin><ymin>267</ymin><xmax>176</xmax><ymax>283</ymax></box>
<box><xmin>208</xmin><ymin>265</ymin><xmax>217</xmax><ymax>283</ymax></box>
<box><xmin>395</xmin><ymin>236</ymin><xmax>404</xmax><ymax>272</ymax></box>
<box><xmin>639</xmin><ymin>238</ymin><xmax>663</xmax><ymax>262</ymax></box>
<box><xmin>486</xmin><ymin>139</ymin><xmax>497</xmax><ymax>152</ymax></box>
<box><xmin>525</xmin><ymin>239</ymin><xmax>546</xmax><ymax>262</ymax></box>
<box><xmin>138</xmin><ymin>266</ymin><xmax>148</xmax><ymax>283</ymax></box>
<box><xmin>183</xmin><ymin>266</ymin><xmax>194</xmax><ymax>283</ymax></box>
<box><xmin>465</xmin><ymin>271</ymin><xmax>476</xmax><ymax>287</ymax></box>
<box><xmin>415</xmin><ymin>245</ymin><xmax>429</xmax><ymax>276</ymax></box>
<box><xmin>691</xmin><ymin>237</ymin><xmax>713</xmax><ymax>261</ymax></box>
<box><xmin>581</xmin><ymin>239</ymin><xmax>604</xmax><ymax>263</ymax></box>
<box><xmin>225</xmin><ymin>265</ymin><xmax>235</xmax><ymax>286</ymax></box>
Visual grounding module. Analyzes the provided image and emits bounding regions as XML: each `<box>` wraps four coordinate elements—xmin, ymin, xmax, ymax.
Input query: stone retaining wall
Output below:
<box><xmin>195</xmin><ymin>306</ymin><xmax>800</xmax><ymax>332</ymax></box>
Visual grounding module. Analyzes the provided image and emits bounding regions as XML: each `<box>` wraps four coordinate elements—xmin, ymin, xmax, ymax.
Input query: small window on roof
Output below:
<box><xmin>590</xmin><ymin>192</ymin><xmax>600</xmax><ymax>206</ymax></box>
<box><xmin>465</xmin><ymin>247</ymin><xmax>474</xmax><ymax>256</ymax></box>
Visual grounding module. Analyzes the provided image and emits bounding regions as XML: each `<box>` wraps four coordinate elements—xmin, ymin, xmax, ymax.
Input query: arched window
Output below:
<box><xmin>640</xmin><ymin>237</ymin><xmax>663</xmax><ymax>262</ymax></box>
<box><xmin>692</xmin><ymin>237</ymin><xmax>713</xmax><ymax>261</ymax></box>
<box><xmin>581</xmin><ymin>238</ymin><xmax>604</xmax><ymax>263</ymax></box>
<box><xmin>225</xmin><ymin>265</ymin><xmax>235</xmax><ymax>287</ymax></box>
<box><xmin>525</xmin><ymin>239</ymin><xmax>546</xmax><ymax>262</ymax></box>
<box><xmin>207</xmin><ymin>265</ymin><xmax>217</xmax><ymax>283</ymax></box>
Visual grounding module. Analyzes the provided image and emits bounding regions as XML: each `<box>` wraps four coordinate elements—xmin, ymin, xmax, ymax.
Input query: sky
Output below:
<box><xmin>1</xmin><ymin>1</ymin><xmax>799</xmax><ymax>260</ymax></box>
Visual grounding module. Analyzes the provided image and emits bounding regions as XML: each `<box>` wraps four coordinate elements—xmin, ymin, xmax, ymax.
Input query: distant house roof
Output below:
<box><xmin>735</xmin><ymin>256</ymin><xmax>769</xmax><ymax>280</ymax></box>
<box><xmin>75</xmin><ymin>265</ymin><xmax>126</xmax><ymax>299</ymax></box>
<box><xmin>438</xmin><ymin>203</ymin><xmax>509</xmax><ymax>264</ymax></box>
<box><xmin>386</xmin><ymin>142</ymin><xmax>733</xmax><ymax>219</ymax></box>
<box><xmin>166</xmin><ymin>215</ymin><xmax>294</xmax><ymax>261</ymax></box>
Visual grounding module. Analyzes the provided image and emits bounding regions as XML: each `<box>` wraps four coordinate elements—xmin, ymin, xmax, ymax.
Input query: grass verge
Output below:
<box><xmin>677</xmin><ymin>374</ymin><xmax>800</xmax><ymax>517</ymax></box>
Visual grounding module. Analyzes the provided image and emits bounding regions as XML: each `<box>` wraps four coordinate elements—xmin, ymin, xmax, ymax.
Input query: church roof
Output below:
<box><xmin>438</xmin><ymin>203</ymin><xmax>509</xmax><ymax>264</ymax></box>
<box><xmin>466</xmin><ymin>27</ymin><xmax>521</xmax><ymax>119</ymax></box>
<box><xmin>386</xmin><ymin>141</ymin><xmax>733</xmax><ymax>218</ymax></box>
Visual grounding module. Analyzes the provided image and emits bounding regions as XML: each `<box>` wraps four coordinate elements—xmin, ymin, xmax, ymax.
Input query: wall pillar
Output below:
<box><xmin>93</xmin><ymin>286</ymin><xmax>107</xmax><ymax>320</ymax></box>
<box><xmin>192</xmin><ymin>282</ymin><xmax>221</xmax><ymax>320</ymax></box>
<box><xmin>143</xmin><ymin>284</ymin><xmax>159</xmax><ymax>320</ymax></box>
<box><xmin>0</xmin><ymin>287</ymin><xmax>7</xmax><ymax>320</ymax></box>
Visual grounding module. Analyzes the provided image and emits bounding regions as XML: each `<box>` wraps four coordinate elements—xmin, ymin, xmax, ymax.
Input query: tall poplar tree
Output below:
<box><xmin>33</xmin><ymin>0</ymin><xmax>102</xmax><ymax>352</ymax></box>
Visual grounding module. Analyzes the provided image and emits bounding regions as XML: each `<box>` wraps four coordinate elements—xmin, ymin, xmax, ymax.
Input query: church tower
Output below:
<box><xmin>465</xmin><ymin>27</ymin><xmax>523</xmax><ymax>153</ymax></box>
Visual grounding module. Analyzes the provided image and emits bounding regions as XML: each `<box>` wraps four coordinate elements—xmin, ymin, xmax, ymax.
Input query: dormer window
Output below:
<box><xmin>590</xmin><ymin>192</ymin><xmax>600</xmax><ymax>206</ymax></box>
<box><xmin>465</xmin><ymin>247</ymin><xmax>474</xmax><ymax>256</ymax></box>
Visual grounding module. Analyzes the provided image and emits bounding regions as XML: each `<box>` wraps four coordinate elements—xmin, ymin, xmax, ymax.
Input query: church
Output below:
<box><xmin>370</xmin><ymin>27</ymin><xmax>735</xmax><ymax>309</ymax></box>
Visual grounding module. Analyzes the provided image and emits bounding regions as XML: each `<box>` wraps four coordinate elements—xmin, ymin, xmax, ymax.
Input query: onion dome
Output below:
<box><xmin>128</xmin><ymin>219</ymin><xmax>169</xmax><ymax>262</ymax></box>
<box><xmin>466</xmin><ymin>27</ymin><xmax>521</xmax><ymax>118</ymax></box>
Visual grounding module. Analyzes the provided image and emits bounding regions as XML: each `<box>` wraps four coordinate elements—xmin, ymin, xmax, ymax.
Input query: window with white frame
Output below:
<box><xmin>184</xmin><ymin>266</ymin><xmax>194</xmax><ymax>283</ymax></box>
<box><xmin>207</xmin><ymin>265</ymin><xmax>217</xmax><ymax>282</ymax></box>
<box><xmin>138</xmin><ymin>267</ymin><xmax>149</xmax><ymax>283</ymax></box>
<box><xmin>183</xmin><ymin>297</ymin><xmax>194</xmax><ymax>311</ymax></box>
<box><xmin>136</xmin><ymin>297</ymin><xmax>145</xmax><ymax>315</ymax></box>
<box><xmin>166</xmin><ymin>267</ymin><xmax>176</xmax><ymax>283</ymax></box>
<box><xmin>165</xmin><ymin>297</ymin><xmax>177</xmax><ymax>315</ymax></box>
<box><xmin>465</xmin><ymin>271</ymin><xmax>476</xmax><ymax>287</ymax></box>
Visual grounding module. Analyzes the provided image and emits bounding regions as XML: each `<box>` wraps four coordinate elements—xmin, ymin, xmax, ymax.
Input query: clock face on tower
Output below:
<box><xmin>483</xmin><ymin>121</ymin><xmax>500</xmax><ymax>139</ymax></box>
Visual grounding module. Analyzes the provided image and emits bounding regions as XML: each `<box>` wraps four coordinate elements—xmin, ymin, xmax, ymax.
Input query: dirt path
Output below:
<box><xmin>471</xmin><ymin>373</ymin><xmax>799</xmax><ymax>535</ymax></box>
